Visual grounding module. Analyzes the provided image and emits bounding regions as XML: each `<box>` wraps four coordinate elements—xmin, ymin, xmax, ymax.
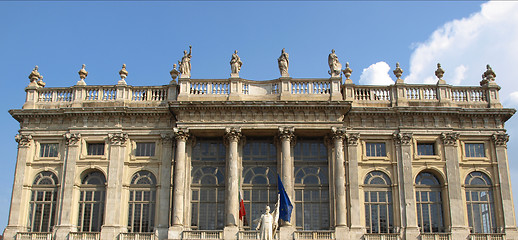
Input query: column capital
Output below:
<box><xmin>393</xmin><ymin>132</ymin><xmax>413</xmax><ymax>145</ymax></box>
<box><xmin>346</xmin><ymin>133</ymin><xmax>360</xmax><ymax>146</ymax></box>
<box><xmin>161</xmin><ymin>133</ymin><xmax>174</xmax><ymax>145</ymax></box>
<box><xmin>64</xmin><ymin>132</ymin><xmax>81</xmax><ymax>146</ymax></box>
<box><xmin>108</xmin><ymin>132</ymin><xmax>128</xmax><ymax>146</ymax></box>
<box><xmin>173</xmin><ymin>127</ymin><xmax>190</xmax><ymax>142</ymax></box>
<box><xmin>15</xmin><ymin>133</ymin><xmax>32</xmax><ymax>147</ymax></box>
<box><xmin>331</xmin><ymin>127</ymin><xmax>347</xmax><ymax>141</ymax></box>
<box><xmin>441</xmin><ymin>132</ymin><xmax>460</xmax><ymax>146</ymax></box>
<box><xmin>225</xmin><ymin>127</ymin><xmax>242</xmax><ymax>144</ymax></box>
<box><xmin>492</xmin><ymin>132</ymin><xmax>509</xmax><ymax>147</ymax></box>
<box><xmin>278</xmin><ymin>126</ymin><xmax>295</xmax><ymax>142</ymax></box>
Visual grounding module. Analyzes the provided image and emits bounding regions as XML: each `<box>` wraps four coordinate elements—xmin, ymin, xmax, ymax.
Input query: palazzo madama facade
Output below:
<box><xmin>4</xmin><ymin>59</ymin><xmax>518</xmax><ymax>240</ymax></box>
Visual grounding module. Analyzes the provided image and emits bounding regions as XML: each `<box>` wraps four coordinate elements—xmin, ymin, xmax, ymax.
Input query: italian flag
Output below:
<box><xmin>239</xmin><ymin>181</ymin><xmax>248</xmax><ymax>225</ymax></box>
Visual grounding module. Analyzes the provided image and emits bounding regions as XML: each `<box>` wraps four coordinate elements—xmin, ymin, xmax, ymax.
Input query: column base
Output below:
<box><xmin>402</xmin><ymin>226</ymin><xmax>420</xmax><ymax>240</ymax></box>
<box><xmin>155</xmin><ymin>226</ymin><xmax>169</xmax><ymax>240</ymax></box>
<box><xmin>54</xmin><ymin>225</ymin><xmax>77</xmax><ymax>240</ymax></box>
<box><xmin>450</xmin><ymin>226</ymin><xmax>470</xmax><ymax>240</ymax></box>
<box><xmin>279</xmin><ymin>225</ymin><xmax>295</xmax><ymax>240</ymax></box>
<box><xmin>348</xmin><ymin>226</ymin><xmax>365</xmax><ymax>240</ymax></box>
<box><xmin>3</xmin><ymin>226</ymin><xmax>27</xmax><ymax>240</ymax></box>
<box><xmin>223</xmin><ymin>226</ymin><xmax>239</xmax><ymax>240</ymax></box>
<box><xmin>504</xmin><ymin>228</ymin><xmax>518</xmax><ymax>240</ymax></box>
<box><xmin>334</xmin><ymin>226</ymin><xmax>349</xmax><ymax>240</ymax></box>
<box><xmin>168</xmin><ymin>225</ymin><xmax>183</xmax><ymax>240</ymax></box>
<box><xmin>101</xmin><ymin>225</ymin><xmax>126</xmax><ymax>240</ymax></box>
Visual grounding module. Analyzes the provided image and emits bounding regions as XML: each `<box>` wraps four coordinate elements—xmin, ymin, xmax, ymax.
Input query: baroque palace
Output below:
<box><xmin>4</xmin><ymin>49</ymin><xmax>518</xmax><ymax>240</ymax></box>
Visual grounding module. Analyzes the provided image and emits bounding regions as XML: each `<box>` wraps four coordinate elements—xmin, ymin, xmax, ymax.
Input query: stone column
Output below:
<box><xmin>441</xmin><ymin>132</ymin><xmax>469</xmax><ymax>239</ymax></box>
<box><xmin>331</xmin><ymin>127</ymin><xmax>348</xmax><ymax>240</ymax></box>
<box><xmin>224</xmin><ymin>128</ymin><xmax>242</xmax><ymax>240</ymax></box>
<box><xmin>4</xmin><ymin>134</ymin><xmax>33</xmax><ymax>240</ymax></box>
<box><xmin>345</xmin><ymin>132</ymin><xmax>363</xmax><ymax>239</ymax></box>
<box><xmin>101</xmin><ymin>132</ymin><xmax>128</xmax><ymax>240</ymax></box>
<box><xmin>157</xmin><ymin>133</ymin><xmax>174</xmax><ymax>239</ymax></box>
<box><xmin>393</xmin><ymin>132</ymin><xmax>419</xmax><ymax>240</ymax></box>
<box><xmin>169</xmin><ymin>128</ymin><xmax>189</xmax><ymax>239</ymax></box>
<box><xmin>492</xmin><ymin>133</ymin><xmax>518</xmax><ymax>238</ymax></box>
<box><xmin>278</xmin><ymin>127</ymin><xmax>296</xmax><ymax>240</ymax></box>
<box><xmin>55</xmin><ymin>133</ymin><xmax>81</xmax><ymax>240</ymax></box>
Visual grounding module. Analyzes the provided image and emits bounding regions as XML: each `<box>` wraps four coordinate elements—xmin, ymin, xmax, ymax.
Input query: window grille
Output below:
<box><xmin>78</xmin><ymin>171</ymin><xmax>106</xmax><ymax>232</ymax></box>
<box><xmin>364</xmin><ymin>171</ymin><xmax>394</xmax><ymax>234</ymax></box>
<box><xmin>465</xmin><ymin>171</ymin><xmax>496</xmax><ymax>233</ymax></box>
<box><xmin>29</xmin><ymin>171</ymin><xmax>59</xmax><ymax>232</ymax></box>
<box><xmin>128</xmin><ymin>171</ymin><xmax>156</xmax><ymax>233</ymax></box>
<box><xmin>415</xmin><ymin>172</ymin><xmax>444</xmax><ymax>233</ymax></box>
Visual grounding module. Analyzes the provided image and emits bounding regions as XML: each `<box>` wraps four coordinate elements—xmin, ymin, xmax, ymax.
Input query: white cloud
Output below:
<box><xmin>406</xmin><ymin>1</ymin><xmax>518</xmax><ymax>106</ymax></box>
<box><xmin>359</xmin><ymin>61</ymin><xmax>394</xmax><ymax>85</ymax></box>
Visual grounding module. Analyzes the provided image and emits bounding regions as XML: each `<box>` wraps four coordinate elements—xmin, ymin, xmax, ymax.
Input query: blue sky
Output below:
<box><xmin>1</xmin><ymin>1</ymin><xmax>518</xmax><ymax>232</ymax></box>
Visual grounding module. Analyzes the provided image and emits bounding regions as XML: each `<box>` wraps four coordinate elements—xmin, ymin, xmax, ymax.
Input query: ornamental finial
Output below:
<box><xmin>435</xmin><ymin>63</ymin><xmax>444</xmax><ymax>80</ymax></box>
<box><xmin>170</xmin><ymin>63</ymin><xmax>179</xmax><ymax>82</ymax></box>
<box><xmin>78</xmin><ymin>64</ymin><xmax>88</xmax><ymax>80</ymax></box>
<box><xmin>119</xmin><ymin>64</ymin><xmax>128</xmax><ymax>80</ymax></box>
<box><xmin>393</xmin><ymin>62</ymin><xmax>403</xmax><ymax>80</ymax></box>
<box><xmin>28</xmin><ymin>65</ymin><xmax>41</xmax><ymax>82</ymax></box>
<box><xmin>342</xmin><ymin>62</ymin><xmax>352</xmax><ymax>80</ymax></box>
<box><xmin>481</xmin><ymin>64</ymin><xmax>496</xmax><ymax>85</ymax></box>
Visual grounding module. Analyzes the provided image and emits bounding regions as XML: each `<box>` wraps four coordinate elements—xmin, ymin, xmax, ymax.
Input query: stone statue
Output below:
<box><xmin>28</xmin><ymin>66</ymin><xmax>41</xmax><ymax>82</ymax></box>
<box><xmin>179</xmin><ymin>45</ymin><xmax>192</xmax><ymax>78</ymax></box>
<box><xmin>328</xmin><ymin>49</ymin><xmax>342</xmax><ymax>77</ymax></box>
<box><xmin>278</xmin><ymin>48</ymin><xmax>289</xmax><ymax>77</ymax></box>
<box><xmin>256</xmin><ymin>206</ymin><xmax>275</xmax><ymax>240</ymax></box>
<box><xmin>230</xmin><ymin>50</ymin><xmax>243</xmax><ymax>77</ymax></box>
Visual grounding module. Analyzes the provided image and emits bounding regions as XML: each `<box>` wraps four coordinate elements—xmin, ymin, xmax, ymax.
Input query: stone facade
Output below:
<box><xmin>4</xmin><ymin>64</ymin><xmax>518</xmax><ymax>240</ymax></box>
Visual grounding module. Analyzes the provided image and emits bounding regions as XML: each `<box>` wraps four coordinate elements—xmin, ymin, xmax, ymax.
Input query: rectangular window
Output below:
<box><xmin>417</xmin><ymin>143</ymin><xmax>435</xmax><ymax>156</ymax></box>
<box><xmin>87</xmin><ymin>143</ymin><xmax>105</xmax><ymax>156</ymax></box>
<box><xmin>135</xmin><ymin>142</ymin><xmax>155</xmax><ymax>157</ymax></box>
<box><xmin>40</xmin><ymin>143</ymin><xmax>59</xmax><ymax>158</ymax></box>
<box><xmin>465</xmin><ymin>143</ymin><xmax>485</xmax><ymax>158</ymax></box>
<box><xmin>366</xmin><ymin>143</ymin><xmax>386</xmax><ymax>157</ymax></box>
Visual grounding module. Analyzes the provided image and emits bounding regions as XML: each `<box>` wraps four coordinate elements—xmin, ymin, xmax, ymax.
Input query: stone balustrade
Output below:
<box><xmin>237</xmin><ymin>231</ymin><xmax>279</xmax><ymax>240</ymax></box>
<box><xmin>182</xmin><ymin>230</ymin><xmax>223</xmax><ymax>239</ymax></box>
<box><xmin>469</xmin><ymin>233</ymin><xmax>507</xmax><ymax>240</ymax></box>
<box><xmin>294</xmin><ymin>230</ymin><xmax>335</xmax><ymax>239</ymax></box>
<box><xmin>119</xmin><ymin>232</ymin><xmax>159</xmax><ymax>240</ymax></box>
<box><xmin>15</xmin><ymin>232</ymin><xmax>53</xmax><ymax>240</ymax></box>
<box><xmin>363</xmin><ymin>233</ymin><xmax>401</xmax><ymax>240</ymax></box>
<box><xmin>22</xmin><ymin>77</ymin><xmax>502</xmax><ymax>110</ymax></box>
<box><xmin>68</xmin><ymin>232</ymin><xmax>100</xmax><ymax>240</ymax></box>
<box><xmin>420</xmin><ymin>233</ymin><xmax>452</xmax><ymax>240</ymax></box>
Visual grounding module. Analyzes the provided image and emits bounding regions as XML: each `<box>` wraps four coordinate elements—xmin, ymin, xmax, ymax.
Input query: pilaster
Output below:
<box><xmin>55</xmin><ymin>133</ymin><xmax>81</xmax><ymax>240</ymax></box>
<box><xmin>393</xmin><ymin>132</ymin><xmax>419</xmax><ymax>240</ymax></box>
<box><xmin>441</xmin><ymin>132</ymin><xmax>470</xmax><ymax>239</ymax></box>
<box><xmin>156</xmin><ymin>133</ymin><xmax>174</xmax><ymax>239</ymax></box>
<box><xmin>101</xmin><ymin>132</ymin><xmax>128</xmax><ymax>240</ymax></box>
<box><xmin>345</xmin><ymin>132</ymin><xmax>364</xmax><ymax>238</ymax></box>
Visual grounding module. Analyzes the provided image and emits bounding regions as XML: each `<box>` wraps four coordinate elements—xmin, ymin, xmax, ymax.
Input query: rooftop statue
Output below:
<box><xmin>230</xmin><ymin>50</ymin><xmax>243</xmax><ymax>78</ymax></box>
<box><xmin>28</xmin><ymin>66</ymin><xmax>46</xmax><ymax>87</ymax></box>
<box><xmin>278</xmin><ymin>48</ymin><xmax>289</xmax><ymax>77</ymax></box>
<box><xmin>179</xmin><ymin>45</ymin><xmax>192</xmax><ymax>78</ymax></box>
<box><xmin>328</xmin><ymin>49</ymin><xmax>342</xmax><ymax>77</ymax></box>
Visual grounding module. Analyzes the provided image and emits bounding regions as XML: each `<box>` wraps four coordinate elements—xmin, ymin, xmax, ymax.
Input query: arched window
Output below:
<box><xmin>294</xmin><ymin>139</ymin><xmax>329</xmax><ymax>230</ymax></box>
<box><xmin>128</xmin><ymin>170</ymin><xmax>157</xmax><ymax>233</ymax></box>
<box><xmin>29</xmin><ymin>171</ymin><xmax>59</xmax><ymax>232</ymax></box>
<box><xmin>191</xmin><ymin>166</ymin><xmax>225</xmax><ymax>230</ymax></box>
<box><xmin>78</xmin><ymin>170</ymin><xmax>106</xmax><ymax>232</ymax></box>
<box><xmin>465</xmin><ymin>171</ymin><xmax>496</xmax><ymax>233</ymax></box>
<box><xmin>364</xmin><ymin>171</ymin><xmax>394</xmax><ymax>233</ymax></box>
<box><xmin>242</xmin><ymin>138</ymin><xmax>277</xmax><ymax>229</ymax></box>
<box><xmin>415</xmin><ymin>172</ymin><xmax>444</xmax><ymax>233</ymax></box>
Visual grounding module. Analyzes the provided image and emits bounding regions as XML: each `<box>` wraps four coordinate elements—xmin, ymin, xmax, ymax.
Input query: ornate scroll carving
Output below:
<box><xmin>225</xmin><ymin>127</ymin><xmax>242</xmax><ymax>145</ymax></box>
<box><xmin>173</xmin><ymin>127</ymin><xmax>190</xmax><ymax>142</ymax></box>
<box><xmin>108</xmin><ymin>132</ymin><xmax>128</xmax><ymax>146</ymax></box>
<box><xmin>393</xmin><ymin>132</ymin><xmax>413</xmax><ymax>145</ymax></box>
<box><xmin>492</xmin><ymin>132</ymin><xmax>509</xmax><ymax>147</ymax></box>
<box><xmin>331</xmin><ymin>127</ymin><xmax>347</xmax><ymax>141</ymax></box>
<box><xmin>64</xmin><ymin>133</ymin><xmax>81</xmax><ymax>146</ymax></box>
<box><xmin>441</xmin><ymin>132</ymin><xmax>459</xmax><ymax>146</ymax></box>
<box><xmin>346</xmin><ymin>133</ymin><xmax>360</xmax><ymax>146</ymax></box>
<box><xmin>15</xmin><ymin>134</ymin><xmax>32</xmax><ymax>147</ymax></box>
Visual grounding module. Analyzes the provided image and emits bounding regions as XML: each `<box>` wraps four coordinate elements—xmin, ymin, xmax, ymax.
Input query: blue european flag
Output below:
<box><xmin>277</xmin><ymin>175</ymin><xmax>293</xmax><ymax>222</ymax></box>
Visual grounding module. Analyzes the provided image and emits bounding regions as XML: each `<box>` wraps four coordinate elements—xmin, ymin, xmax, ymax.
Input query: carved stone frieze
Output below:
<box><xmin>441</xmin><ymin>132</ymin><xmax>460</xmax><ymax>146</ymax></box>
<box><xmin>15</xmin><ymin>134</ymin><xmax>32</xmax><ymax>147</ymax></box>
<box><xmin>173</xmin><ymin>127</ymin><xmax>190</xmax><ymax>142</ymax></box>
<box><xmin>492</xmin><ymin>132</ymin><xmax>509</xmax><ymax>147</ymax></box>
<box><xmin>64</xmin><ymin>133</ymin><xmax>81</xmax><ymax>146</ymax></box>
<box><xmin>108</xmin><ymin>132</ymin><xmax>128</xmax><ymax>146</ymax></box>
<box><xmin>393</xmin><ymin>132</ymin><xmax>413</xmax><ymax>145</ymax></box>
<box><xmin>346</xmin><ymin>133</ymin><xmax>360</xmax><ymax>146</ymax></box>
<box><xmin>225</xmin><ymin>127</ymin><xmax>242</xmax><ymax>144</ymax></box>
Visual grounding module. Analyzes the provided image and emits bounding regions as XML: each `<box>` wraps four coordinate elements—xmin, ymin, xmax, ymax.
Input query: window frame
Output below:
<box><xmin>415</xmin><ymin>172</ymin><xmax>445</xmax><ymax>233</ymax></box>
<box><xmin>363</xmin><ymin>171</ymin><xmax>395</xmax><ymax>234</ymax></box>
<box><xmin>78</xmin><ymin>171</ymin><xmax>106</xmax><ymax>232</ymax></box>
<box><xmin>35</xmin><ymin>141</ymin><xmax>61</xmax><ymax>161</ymax></box>
<box><xmin>81</xmin><ymin>138</ymin><xmax>108</xmax><ymax>160</ymax></box>
<box><xmin>463</xmin><ymin>142</ymin><xmax>488</xmax><ymax>159</ymax></box>
<box><xmin>29</xmin><ymin>171</ymin><xmax>59</xmax><ymax>233</ymax></box>
<box><xmin>464</xmin><ymin>171</ymin><xmax>497</xmax><ymax>233</ymax></box>
<box><xmin>127</xmin><ymin>170</ymin><xmax>157</xmax><ymax>233</ymax></box>
<box><xmin>363</xmin><ymin>141</ymin><xmax>389</xmax><ymax>160</ymax></box>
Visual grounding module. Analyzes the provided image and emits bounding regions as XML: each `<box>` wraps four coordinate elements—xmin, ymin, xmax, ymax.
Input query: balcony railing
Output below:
<box><xmin>119</xmin><ymin>232</ymin><xmax>158</xmax><ymax>240</ymax></box>
<box><xmin>294</xmin><ymin>230</ymin><xmax>335</xmax><ymax>239</ymax></box>
<box><xmin>363</xmin><ymin>233</ymin><xmax>401</xmax><ymax>240</ymax></box>
<box><xmin>238</xmin><ymin>230</ymin><xmax>279</xmax><ymax>240</ymax></box>
<box><xmin>420</xmin><ymin>233</ymin><xmax>451</xmax><ymax>240</ymax></box>
<box><xmin>14</xmin><ymin>232</ymin><xmax>53</xmax><ymax>240</ymax></box>
<box><xmin>69</xmin><ymin>232</ymin><xmax>100</xmax><ymax>240</ymax></box>
<box><xmin>183</xmin><ymin>230</ymin><xmax>223</xmax><ymax>239</ymax></box>
<box><xmin>469</xmin><ymin>233</ymin><xmax>506</xmax><ymax>240</ymax></box>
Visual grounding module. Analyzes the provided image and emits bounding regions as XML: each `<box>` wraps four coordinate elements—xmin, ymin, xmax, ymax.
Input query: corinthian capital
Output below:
<box><xmin>441</xmin><ymin>132</ymin><xmax>459</xmax><ymax>146</ymax></box>
<box><xmin>393</xmin><ymin>132</ymin><xmax>413</xmax><ymax>145</ymax></box>
<box><xmin>108</xmin><ymin>132</ymin><xmax>128</xmax><ymax>146</ymax></box>
<box><xmin>173</xmin><ymin>127</ymin><xmax>190</xmax><ymax>142</ymax></box>
<box><xmin>225</xmin><ymin>127</ymin><xmax>242</xmax><ymax>144</ymax></box>
<box><xmin>15</xmin><ymin>133</ymin><xmax>32</xmax><ymax>147</ymax></box>
<box><xmin>161</xmin><ymin>133</ymin><xmax>174</xmax><ymax>145</ymax></box>
<box><xmin>64</xmin><ymin>133</ymin><xmax>81</xmax><ymax>146</ymax></box>
<box><xmin>331</xmin><ymin>127</ymin><xmax>347</xmax><ymax>141</ymax></box>
<box><xmin>278</xmin><ymin>127</ymin><xmax>295</xmax><ymax>141</ymax></box>
<box><xmin>492</xmin><ymin>132</ymin><xmax>509</xmax><ymax>147</ymax></box>
<box><xmin>346</xmin><ymin>133</ymin><xmax>360</xmax><ymax>146</ymax></box>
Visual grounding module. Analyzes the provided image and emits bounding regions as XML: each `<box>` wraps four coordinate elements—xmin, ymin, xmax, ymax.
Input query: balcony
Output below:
<box><xmin>14</xmin><ymin>232</ymin><xmax>52</xmax><ymax>240</ymax></box>
<box><xmin>469</xmin><ymin>233</ymin><xmax>506</xmax><ymax>240</ymax></box>
<box><xmin>119</xmin><ymin>232</ymin><xmax>158</xmax><ymax>240</ymax></box>
<box><xmin>420</xmin><ymin>233</ymin><xmax>451</xmax><ymax>240</ymax></box>
<box><xmin>69</xmin><ymin>232</ymin><xmax>100</xmax><ymax>240</ymax></box>
<box><xmin>363</xmin><ymin>233</ymin><xmax>401</xmax><ymax>240</ymax></box>
<box><xmin>182</xmin><ymin>230</ymin><xmax>223</xmax><ymax>239</ymax></box>
<box><xmin>294</xmin><ymin>230</ymin><xmax>335</xmax><ymax>240</ymax></box>
<box><xmin>238</xmin><ymin>230</ymin><xmax>280</xmax><ymax>240</ymax></box>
